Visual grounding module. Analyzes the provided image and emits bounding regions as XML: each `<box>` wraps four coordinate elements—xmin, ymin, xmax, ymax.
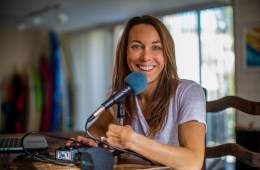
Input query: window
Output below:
<box><xmin>163</xmin><ymin>6</ymin><xmax>235</xmax><ymax>169</ymax></box>
<box><xmin>163</xmin><ymin>11</ymin><xmax>200</xmax><ymax>83</ymax></box>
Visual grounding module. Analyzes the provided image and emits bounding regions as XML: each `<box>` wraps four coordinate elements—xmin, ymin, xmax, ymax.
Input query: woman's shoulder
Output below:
<box><xmin>176</xmin><ymin>79</ymin><xmax>204</xmax><ymax>96</ymax></box>
<box><xmin>178</xmin><ymin>79</ymin><xmax>201</xmax><ymax>89</ymax></box>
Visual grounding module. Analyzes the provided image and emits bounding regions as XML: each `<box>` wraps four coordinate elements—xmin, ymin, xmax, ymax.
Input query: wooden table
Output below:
<box><xmin>0</xmin><ymin>131</ymin><xmax>171</xmax><ymax>170</ymax></box>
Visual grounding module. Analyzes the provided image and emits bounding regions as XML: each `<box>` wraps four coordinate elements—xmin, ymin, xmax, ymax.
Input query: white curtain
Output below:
<box><xmin>64</xmin><ymin>28</ymin><xmax>114</xmax><ymax>130</ymax></box>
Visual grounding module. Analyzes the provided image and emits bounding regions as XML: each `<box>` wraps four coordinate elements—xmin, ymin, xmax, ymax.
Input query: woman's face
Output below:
<box><xmin>127</xmin><ymin>24</ymin><xmax>165</xmax><ymax>84</ymax></box>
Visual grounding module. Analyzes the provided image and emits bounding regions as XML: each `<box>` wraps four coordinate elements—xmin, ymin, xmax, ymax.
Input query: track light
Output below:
<box><xmin>17</xmin><ymin>23</ymin><xmax>27</xmax><ymax>31</ymax></box>
<box><xmin>17</xmin><ymin>4</ymin><xmax>69</xmax><ymax>30</ymax></box>
<box><xmin>56</xmin><ymin>12</ymin><xmax>69</xmax><ymax>24</ymax></box>
<box><xmin>32</xmin><ymin>16</ymin><xmax>43</xmax><ymax>25</ymax></box>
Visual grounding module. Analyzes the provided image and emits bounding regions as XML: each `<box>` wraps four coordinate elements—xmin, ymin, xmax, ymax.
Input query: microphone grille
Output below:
<box><xmin>124</xmin><ymin>72</ymin><xmax>147</xmax><ymax>95</ymax></box>
<box><xmin>80</xmin><ymin>147</ymin><xmax>114</xmax><ymax>170</ymax></box>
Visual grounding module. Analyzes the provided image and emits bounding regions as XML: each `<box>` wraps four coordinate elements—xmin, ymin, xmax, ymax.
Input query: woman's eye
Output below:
<box><xmin>152</xmin><ymin>45</ymin><xmax>162</xmax><ymax>50</ymax></box>
<box><xmin>131</xmin><ymin>44</ymin><xmax>142</xmax><ymax>49</ymax></box>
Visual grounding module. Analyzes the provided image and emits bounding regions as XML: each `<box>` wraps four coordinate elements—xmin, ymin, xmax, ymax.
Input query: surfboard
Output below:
<box><xmin>49</xmin><ymin>31</ymin><xmax>73</xmax><ymax>131</ymax></box>
<box><xmin>25</xmin><ymin>67</ymin><xmax>35</xmax><ymax>132</ymax></box>
<box><xmin>33</xmin><ymin>66</ymin><xmax>43</xmax><ymax>131</ymax></box>
<box><xmin>60</xmin><ymin>45</ymin><xmax>72</xmax><ymax>131</ymax></box>
<box><xmin>26</xmin><ymin>66</ymin><xmax>42</xmax><ymax>131</ymax></box>
<box><xmin>49</xmin><ymin>31</ymin><xmax>62</xmax><ymax>132</ymax></box>
<box><xmin>39</xmin><ymin>55</ymin><xmax>53</xmax><ymax>132</ymax></box>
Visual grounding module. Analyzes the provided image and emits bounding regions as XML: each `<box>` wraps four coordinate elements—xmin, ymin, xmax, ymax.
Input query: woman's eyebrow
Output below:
<box><xmin>129</xmin><ymin>40</ymin><xmax>142</xmax><ymax>43</ymax></box>
<box><xmin>129</xmin><ymin>40</ymin><xmax>161</xmax><ymax>44</ymax></box>
<box><xmin>152</xmin><ymin>40</ymin><xmax>162</xmax><ymax>44</ymax></box>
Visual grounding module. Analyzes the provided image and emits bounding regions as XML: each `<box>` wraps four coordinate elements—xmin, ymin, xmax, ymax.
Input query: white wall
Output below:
<box><xmin>0</xmin><ymin>28</ymin><xmax>48</xmax><ymax>101</ymax></box>
<box><xmin>0</xmin><ymin>28</ymin><xmax>48</xmax><ymax>82</ymax></box>
<box><xmin>233</xmin><ymin>0</ymin><xmax>260</xmax><ymax>130</ymax></box>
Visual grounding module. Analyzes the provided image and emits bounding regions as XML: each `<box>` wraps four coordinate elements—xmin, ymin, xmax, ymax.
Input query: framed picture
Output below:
<box><xmin>243</xmin><ymin>23</ymin><xmax>260</xmax><ymax>70</ymax></box>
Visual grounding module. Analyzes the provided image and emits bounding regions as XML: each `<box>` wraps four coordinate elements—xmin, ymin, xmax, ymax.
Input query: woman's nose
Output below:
<box><xmin>141</xmin><ymin>49</ymin><xmax>151</xmax><ymax>61</ymax></box>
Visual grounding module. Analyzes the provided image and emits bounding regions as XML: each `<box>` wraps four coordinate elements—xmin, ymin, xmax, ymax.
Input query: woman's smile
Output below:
<box><xmin>137</xmin><ymin>64</ymin><xmax>156</xmax><ymax>71</ymax></box>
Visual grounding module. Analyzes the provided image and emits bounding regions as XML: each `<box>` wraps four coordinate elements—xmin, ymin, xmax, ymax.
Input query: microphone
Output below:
<box><xmin>80</xmin><ymin>147</ymin><xmax>114</xmax><ymax>170</ymax></box>
<box><xmin>87</xmin><ymin>72</ymin><xmax>147</xmax><ymax>123</ymax></box>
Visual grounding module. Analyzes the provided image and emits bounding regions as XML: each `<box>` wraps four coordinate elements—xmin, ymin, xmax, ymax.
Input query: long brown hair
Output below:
<box><xmin>112</xmin><ymin>15</ymin><xmax>179</xmax><ymax>137</ymax></box>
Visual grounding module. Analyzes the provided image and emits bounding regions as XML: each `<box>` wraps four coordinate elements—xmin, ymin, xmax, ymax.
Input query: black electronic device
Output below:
<box><xmin>55</xmin><ymin>146</ymin><xmax>114</xmax><ymax>170</ymax></box>
<box><xmin>0</xmin><ymin>135</ymin><xmax>48</xmax><ymax>152</ymax></box>
<box><xmin>55</xmin><ymin>146</ymin><xmax>89</xmax><ymax>162</ymax></box>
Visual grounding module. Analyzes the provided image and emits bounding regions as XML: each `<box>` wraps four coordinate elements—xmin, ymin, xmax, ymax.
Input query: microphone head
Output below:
<box><xmin>80</xmin><ymin>147</ymin><xmax>114</xmax><ymax>170</ymax></box>
<box><xmin>124</xmin><ymin>72</ymin><xmax>148</xmax><ymax>95</ymax></box>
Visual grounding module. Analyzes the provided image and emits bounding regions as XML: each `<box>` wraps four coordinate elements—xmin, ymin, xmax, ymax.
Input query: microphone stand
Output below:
<box><xmin>117</xmin><ymin>102</ymin><xmax>125</xmax><ymax>126</ymax></box>
<box><xmin>112</xmin><ymin>103</ymin><xmax>157</xmax><ymax>165</ymax></box>
<box><xmin>112</xmin><ymin>102</ymin><xmax>125</xmax><ymax>158</ymax></box>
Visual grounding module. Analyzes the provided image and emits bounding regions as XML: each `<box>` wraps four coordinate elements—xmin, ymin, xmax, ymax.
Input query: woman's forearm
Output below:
<box><xmin>128</xmin><ymin>132</ymin><xmax>204</xmax><ymax>170</ymax></box>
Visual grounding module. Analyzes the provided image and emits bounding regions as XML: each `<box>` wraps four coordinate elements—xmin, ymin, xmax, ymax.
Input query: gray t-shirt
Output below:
<box><xmin>108</xmin><ymin>79</ymin><xmax>206</xmax><ymax>146</ymax></box>
<box><xmin>131</xmin><ymin>79</ymin><xmax>206</xmax><ymax>146</ymax></box>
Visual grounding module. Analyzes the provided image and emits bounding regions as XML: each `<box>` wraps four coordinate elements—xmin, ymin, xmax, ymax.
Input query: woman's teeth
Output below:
<box><xmin>138</xmin><ymin>65</ymin><xmax>155</xmax><ymax>71</ymax></box>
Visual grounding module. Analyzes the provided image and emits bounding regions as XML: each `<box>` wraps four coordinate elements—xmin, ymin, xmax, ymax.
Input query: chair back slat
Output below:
<box><xmin>206</xmin><ymin>143</ymin><xmax>260</xmax><ymax>167</ymax></box>
<box><xmin>206</xmin><ymin>96</ymin><xmax>260</xmax><ymax>115</ymax></box>
<box><xmin>205</xmin><ymin>95</ymin><xmax>260</xmax><ymax>168</ymax></box>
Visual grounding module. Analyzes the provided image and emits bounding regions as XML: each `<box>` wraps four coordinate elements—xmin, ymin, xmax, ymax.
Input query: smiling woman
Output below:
<box><xmin>67</xmin><ymin>15</ymin><xmax>207</xmax><ymax>169</ymax></box>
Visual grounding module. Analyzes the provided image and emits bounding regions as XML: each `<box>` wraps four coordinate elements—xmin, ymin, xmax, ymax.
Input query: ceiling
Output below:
<box><xmin>0</xmin><ymin>0</ymin><xmax>230</xmax><ymax>33</ymax></box>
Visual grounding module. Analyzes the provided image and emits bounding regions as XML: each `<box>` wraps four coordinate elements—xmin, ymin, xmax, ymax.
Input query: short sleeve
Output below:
<box><xmin>176</xmin><ymin>80</ymin><xmax>206</xmax><ymax>127</ymax></box>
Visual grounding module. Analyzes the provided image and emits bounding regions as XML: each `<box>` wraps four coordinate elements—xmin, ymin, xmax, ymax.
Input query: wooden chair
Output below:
<box><xmin>205</xmin><ymin>96</ymin><xmax>260</xmax><ymax>168</ymax></box>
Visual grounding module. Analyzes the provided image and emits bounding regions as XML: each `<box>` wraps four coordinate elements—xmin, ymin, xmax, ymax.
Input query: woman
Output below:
<box><xmin>67</xmin><ymin>15</ymin><xmax>206</xmax><ymax>169</ymax></box>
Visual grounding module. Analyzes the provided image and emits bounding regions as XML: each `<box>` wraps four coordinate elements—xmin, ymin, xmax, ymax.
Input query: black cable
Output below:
<box><xmin>20</xmin><ymin>121</ymin><xmax>156</xmax><ymax>166</ymax></box>
<box><xmin>21</xmin><ymin>131</ymin><xmax>88</xmax><ymax>167</ymax></box>
<box><xmin>85</xmin><ymin>120</ymin><xmax>156</xmax><ymax>165</ymax></box>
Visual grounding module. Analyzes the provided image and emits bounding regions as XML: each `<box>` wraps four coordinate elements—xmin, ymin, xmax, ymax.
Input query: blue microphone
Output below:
<box><xmin>87</xmin><ymin>72</ymin><xmax>147</xmax><ymax>123</ymax></box>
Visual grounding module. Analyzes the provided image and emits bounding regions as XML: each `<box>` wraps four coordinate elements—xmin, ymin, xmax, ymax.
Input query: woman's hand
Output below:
<box><xmin>105</xmin><ymin>124</ymin><xmax>135</xmax><ymax>149</ymax></box>
<box><xmin>66</xmin><ymin>136</ymin><xmax>98</xmax><ymax>147</ymax></box>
